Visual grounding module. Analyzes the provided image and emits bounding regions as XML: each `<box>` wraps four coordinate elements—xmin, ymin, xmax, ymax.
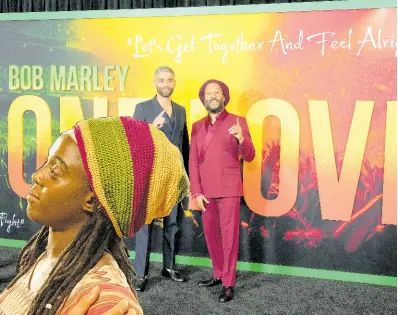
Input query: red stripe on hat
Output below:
<box><xmin>74</xmin><ymin>125</ymin><xmax>95</xmax><ymax>192</ymax></box>
<box><xmin>120</xmin><ymin>117</ymin><xmax>155</xmax><ymax>236</ymax></box>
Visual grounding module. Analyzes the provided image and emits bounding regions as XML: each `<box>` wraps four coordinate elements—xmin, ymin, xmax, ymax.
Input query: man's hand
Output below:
<box><xmin>69</xmin><ymin>286</ymin><xmax>137</xmax><ymax>315</ymax></box>
<box><xmin>195</xmin><ymin>195</ymin><xmax>209</xmax><ymax>211</ymax></box>
<box><xmin>152</xmin><ymin>109</ymin><xmax>166</xmax><ymax>129</ymax></box>
<box><xmin>228</xmin><ymin>117</ymin><xmax>244</xmax><ymax>144</ymax></box>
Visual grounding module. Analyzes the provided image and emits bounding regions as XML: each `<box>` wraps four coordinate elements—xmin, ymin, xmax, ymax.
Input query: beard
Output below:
<box><xmin>157</xmin><ymin>87</ymin><xmax>174</xmax><ymax>98</ymax></box>
<box><xmin>204</xmin><ymin>99</ymin><xmax>224</xmax><ymax>114</ymax></box>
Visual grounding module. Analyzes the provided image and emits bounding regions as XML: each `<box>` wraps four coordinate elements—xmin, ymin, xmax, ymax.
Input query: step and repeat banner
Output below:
<box><xmin>0</xmin><ymin>5</ymin><xmax>396</xmax><ymax>277</ymax></box>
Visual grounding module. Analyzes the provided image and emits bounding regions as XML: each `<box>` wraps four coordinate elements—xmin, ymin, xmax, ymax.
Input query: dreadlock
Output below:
<box><xmin>6</xmin><ymin>207</ymin><xmax>136</xmax><ymax>315</ymax></box>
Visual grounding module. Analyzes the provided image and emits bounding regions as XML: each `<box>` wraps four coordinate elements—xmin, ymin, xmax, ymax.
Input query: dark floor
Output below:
<box><xmin>0</xmin><ymin>246</ymin><xmax>396</xmax><ymax>315</ymax></box>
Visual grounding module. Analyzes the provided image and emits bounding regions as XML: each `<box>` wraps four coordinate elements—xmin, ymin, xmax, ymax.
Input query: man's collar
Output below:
<box><xmin>153</xmin><ymin>95</ymin><xmax>174</xmax><ymax>106</ymax></box>
<box><xmin>208</xmin><ymin>108</ymin><xmax>228</xmax><ymax>125</ymax></box>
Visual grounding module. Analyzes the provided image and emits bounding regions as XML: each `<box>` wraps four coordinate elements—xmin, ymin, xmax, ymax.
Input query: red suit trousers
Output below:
<box><xmin>202</xmin><ymin>196</ymin><xmax>240</xmax><ymax>287</ymax></box>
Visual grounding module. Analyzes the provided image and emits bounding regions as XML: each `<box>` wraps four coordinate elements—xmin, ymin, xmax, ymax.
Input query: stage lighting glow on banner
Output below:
<box><xmin>0</xmin><ymin>1</ymin><xmax>396</xmax><ymax>279</ymax></box>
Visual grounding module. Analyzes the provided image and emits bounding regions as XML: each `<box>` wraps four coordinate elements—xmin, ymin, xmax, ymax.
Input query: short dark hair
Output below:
<box><xmin>154</xmin><ymin>66</ymin><xmax>175</xmax><ymax>76</ymax></box>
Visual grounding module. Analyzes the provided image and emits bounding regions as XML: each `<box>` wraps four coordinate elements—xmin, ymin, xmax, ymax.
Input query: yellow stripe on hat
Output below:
<box><xmin>145</xmin><ymin>124</ymin><xmax>185</xmax><ymax>223</ymax></box>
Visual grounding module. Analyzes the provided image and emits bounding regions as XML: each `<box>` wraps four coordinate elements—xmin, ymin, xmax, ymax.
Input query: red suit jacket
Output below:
<box><xmin>189</xmin><ymin>110</ymin><xmax>255</xmax><ymax>198</ymax></box>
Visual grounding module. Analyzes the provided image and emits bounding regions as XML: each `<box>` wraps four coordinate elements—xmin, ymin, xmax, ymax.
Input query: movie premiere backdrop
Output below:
<box><xmin>0</xmin><ymin>1</ymin><xmax>396</xmax><ymax>284</ymax></box>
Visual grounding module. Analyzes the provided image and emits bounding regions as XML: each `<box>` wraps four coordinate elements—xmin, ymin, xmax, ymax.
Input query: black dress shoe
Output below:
<box><xmin>219</xmin><ymin>286</ymin><xmax>234</xmax><ymax>302</ymax></box>
<box><xmin>161</xmin><ymin>269</ymin><xmax>187</xmax><ymax>282</ymax></box>
<box><xmin>198</xmin><ymin>277</ymin><xmax>222</xmax><ymax>287</ymax></box>
<box><xmin>135</xmin><ymin>276</ymin><xmax>148</xmax><ymax>292</ymax></box>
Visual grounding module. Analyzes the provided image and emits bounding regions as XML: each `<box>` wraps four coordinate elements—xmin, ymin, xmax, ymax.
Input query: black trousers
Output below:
<box><xmin>134</xmin><ymin>204</ymin><xmax>179</xmax><ymax>276</ymax></box>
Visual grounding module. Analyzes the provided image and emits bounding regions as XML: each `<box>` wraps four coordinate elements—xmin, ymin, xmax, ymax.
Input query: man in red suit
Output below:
<box><xmin>189</xmin><ymin>79</ymin><xmax>255</xmax><ymax>302</ymax></box>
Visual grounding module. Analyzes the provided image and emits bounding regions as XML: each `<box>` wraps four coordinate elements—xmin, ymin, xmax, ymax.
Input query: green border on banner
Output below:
<box><xmin>0</xmin><ymin>238</ymin><xmax>395</xmax><ymax>287</ymax></box>
<box><xmin>0</xmin><ymin>0</ymin><xmax>396</xmax><ymax>21</ymax></box>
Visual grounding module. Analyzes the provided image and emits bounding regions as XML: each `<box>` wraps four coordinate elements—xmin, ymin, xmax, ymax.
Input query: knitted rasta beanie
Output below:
<box><xmin>70</xmin><ymin>116</ymin><xmax>189</xmax><ymax>238</ymax></box>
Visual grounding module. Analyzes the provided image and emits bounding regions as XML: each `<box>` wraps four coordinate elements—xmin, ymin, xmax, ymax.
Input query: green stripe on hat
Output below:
<box><xmin>86</xmin><ymin>118</ymin><xmax>134</xmax><ymax>236</ymax></box>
